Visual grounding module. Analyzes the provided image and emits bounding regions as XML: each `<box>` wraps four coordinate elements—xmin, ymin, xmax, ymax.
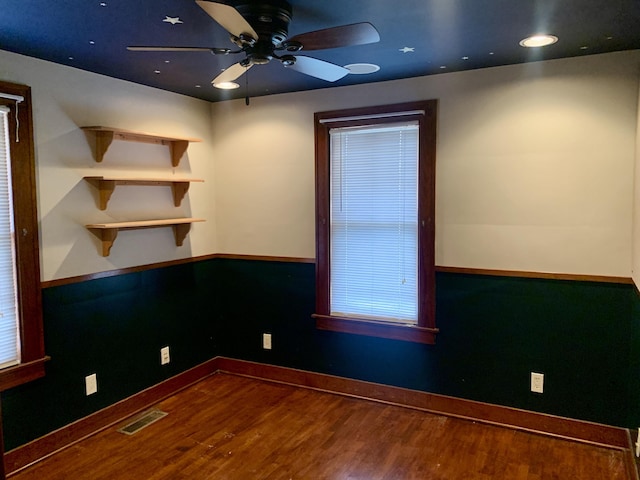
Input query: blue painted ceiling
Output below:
<box><xmin>3</xmin><ymin>0</ymin><xmax>640</xmax><ymax>103</ymax></box>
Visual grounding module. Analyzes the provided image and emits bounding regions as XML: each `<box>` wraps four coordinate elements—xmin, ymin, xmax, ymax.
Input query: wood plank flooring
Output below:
<box><xmin>9</xmin><ymin>374</ymin><xmax>633</xmax><ymax>479</ymax></box>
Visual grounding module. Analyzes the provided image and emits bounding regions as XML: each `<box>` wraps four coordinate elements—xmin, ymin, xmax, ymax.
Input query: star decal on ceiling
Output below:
<box><xmin>399</xmin><ymin>47</ymin><xmax>415</xmax><ymax>53</ymax></box>
<box><xmin>163</xmin><ymin>16</ymin><xmax>183</xmax><ymax>25</ymax></box>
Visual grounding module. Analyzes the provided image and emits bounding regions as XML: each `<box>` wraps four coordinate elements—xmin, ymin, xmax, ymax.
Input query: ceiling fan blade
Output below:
<box><xmin>286</xmin><ymin>22</ymin><xmax>380</xmax><ymax>51</ymax></box>
<box><xmin>127</xmin><ymin>46</ymin><xmax>232</xmax><ymax>54</ymax></box>
<box><xmin>286</xmin><ymin>56</ymin><xmax>349</xmax><ymax>82</ymax></box>
<box><xmin>196</xmin><ymin>1</ymin><xmax>258</xmax><ymax>40</ymax></box>
<box><xmin>212</xmin><ymin>62</ymin><xmax>253</xmax><ymax>84</ymax></box>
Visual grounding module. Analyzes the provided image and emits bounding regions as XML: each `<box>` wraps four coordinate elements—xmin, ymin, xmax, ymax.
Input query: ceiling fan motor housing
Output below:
<box><xmin>229</xmin><ymin>0</ymin><xmax>292</xmax><ymax>46</ymax></box>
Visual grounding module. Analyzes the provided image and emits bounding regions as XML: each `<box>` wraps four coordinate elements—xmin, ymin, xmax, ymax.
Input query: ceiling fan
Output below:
<box><xmin>128</xmin><ymin>0</ymin><xmax>380</xmax><ymax>88</ymax></box>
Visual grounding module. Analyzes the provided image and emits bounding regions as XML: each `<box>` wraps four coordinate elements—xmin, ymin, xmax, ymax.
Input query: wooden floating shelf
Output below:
<box><xmin>86</xmin><ymin>218</ymin><xmax>205</xmax><ymax>256</ymax></box>
<box><xmin>84</xmin><ymin>176</ymin><xmax>204</xmax><ymax>210</ymax></box>
<box><xmin>81</xmin><ymin>126</ymin><xmax>202</xmax><ymax>166</ymax></box>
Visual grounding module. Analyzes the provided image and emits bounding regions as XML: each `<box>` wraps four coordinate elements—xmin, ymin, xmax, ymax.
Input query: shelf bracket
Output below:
<box><xmin>173</xmin><ymin>223</ymin><xmax>192</xmax><ymax>246</ymax></box>
<box><xmin>170</xmin><ymin>140</ymin><xmax>189</xmax><ymax>167</ymax></box>
<box><xmin>88</xmin><ymin>228</ymin><xmax>118</xmax><ymax>257</ymax></box>
<box><xmin>85</xmin><ymin>178</ymin><xmax>116</xmax><ymax>210</ymax></box>
<box><xmin>171</xmin><ymin>182</ymin><xmax>191</xmax><ymax>207</ymax></box>
<box><xmin>88</xmin><ymin>130</ymin><xmax>115</xmax><ymax>163</ymax></box>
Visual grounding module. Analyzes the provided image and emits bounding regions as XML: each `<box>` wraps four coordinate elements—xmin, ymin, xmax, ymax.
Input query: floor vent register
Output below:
<box><xmin>118</xmin><ymin>410</ymin><xmax>168</xmax><ymax>436</ymax></box>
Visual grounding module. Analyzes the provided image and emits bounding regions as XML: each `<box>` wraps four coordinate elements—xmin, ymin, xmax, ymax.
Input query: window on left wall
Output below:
<box><xmin>0</xmin><ymin>80</ymin><xmax>46</xmax><ymax>391</ymax></box>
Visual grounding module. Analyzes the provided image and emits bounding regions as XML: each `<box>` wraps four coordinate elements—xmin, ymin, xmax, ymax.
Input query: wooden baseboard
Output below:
<box><xmin>5</xmin><ymin>358</ymin><xmax>219</xmax><ymax>475</ymax></box>
<box><xmin>6</xmin><ymin>356</ymin><xmax>636</xmax><ymax>478</ymax></box>
<box><xmin>215</xmin><ymin>357</ymin><xmax>632</xmax><ymax>450</ymax></box>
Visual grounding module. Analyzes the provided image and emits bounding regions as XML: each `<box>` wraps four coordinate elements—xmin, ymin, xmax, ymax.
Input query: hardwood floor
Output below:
<box><xmin>10</xmin><ymin>374</ymin><xmax>633</xmax><ymax>479</ymax></box>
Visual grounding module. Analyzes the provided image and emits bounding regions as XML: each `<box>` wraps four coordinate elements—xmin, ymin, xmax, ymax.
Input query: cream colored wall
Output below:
<box><xmin>2</xmin><ymin>49</ymin><xmax>638</xmax><ymax>280</ymax></box>
<box><xmin>211</xmin><ymin>51</ymin><xmax>640</xmax><ymax>277</ymax></box>
<box><xmin>634</xmin><ymin>71</ymin><xmax>640</xmax><ymax>288</ymax></box>
<box><xmin>0</xmin><ymin>50</ymin><xmax>217</xmax><ymax>281</ymax></box>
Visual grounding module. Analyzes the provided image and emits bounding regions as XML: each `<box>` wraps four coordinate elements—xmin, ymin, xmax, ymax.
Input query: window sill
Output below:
<box><xmin>313</xmin><ymin>314</ymin><xmax>438</xmax><ymax>344</ymax></box>
<box><xmin>0</xmin><ymin>356</ymin><xmax>50</xmax><ymax>392</ymax></box>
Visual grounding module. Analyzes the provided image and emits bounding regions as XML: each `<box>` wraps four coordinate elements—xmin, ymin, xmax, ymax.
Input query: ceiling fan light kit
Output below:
<box><xmin>128</xmin><ymin>0</ymin><xmax>380</xmax><ymax>89</ymax></box>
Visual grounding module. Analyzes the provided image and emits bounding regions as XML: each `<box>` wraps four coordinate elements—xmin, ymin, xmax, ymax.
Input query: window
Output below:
<box><xmin>0</xmin><ymin>104</ymin><xmax>20</xmax><ymax>368</ymax></box>
<box><xmin>313</xmin><ymin>100</ymin><xmax>438</xmax><ymax>344</ymax></box>
<box><xmin>0</xmin><ymin>80</ymin><xmax>46</xmax><ymax>391</ymax></box>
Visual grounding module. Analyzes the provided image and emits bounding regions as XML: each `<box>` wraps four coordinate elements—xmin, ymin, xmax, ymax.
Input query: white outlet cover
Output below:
<box><xmin>85</xmin><ymin>373</ymin><xmax>98</xmax><ymax>396</ymax></box>
<box><xmin>161</xmin><ymin>346</ymin><xmax>170</xmax><ymax>365</ymax></box>
<box><xmin>263</xmin><ymin>333</ymin><xmax>272</xmax><ymax>350</ymax></box>
<box><xmin>531</xmin><ymin>372</ymin><xmax>544</xmax><ymax>393</ymax></box>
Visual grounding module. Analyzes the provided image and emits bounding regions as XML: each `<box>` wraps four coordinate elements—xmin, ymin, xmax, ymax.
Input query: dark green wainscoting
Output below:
<box><xmin>1</xmin><ymin>260</ymin><xmax>220</xmax><ymax>451</ymax></box>
<box><xmin>215</xmin><ymin>258</ymin><xmax>640</xmax><ymax>429</ymax></box>
<box><xmin>3</xmin><ymin>257</ymin><xmax>640</xmax><ymax>451</ymax></box>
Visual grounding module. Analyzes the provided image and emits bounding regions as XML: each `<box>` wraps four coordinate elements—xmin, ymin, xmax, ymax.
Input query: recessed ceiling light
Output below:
<box><xmin>213</xmin><ymin>81</ymin><xmax>240</xmax><ymax>90</ymax></box>
<box><xmin>519</xmin><ymin>34</ymin><xmax>558</xmax><ymax>48</ymax></box>
<box><xmin>461</xmin><ymin>56</ymin><xmax>469</xmax><ymax>60</ymax></box>
<box><xmin>344</xmin><ymin>63</ymin><xmax>380</xmax><ymax>75</ymax></box>
<box><xmin>154</xmin><ymin>70</ymin><xmax>161</xmax><ymax>74</ymax></box>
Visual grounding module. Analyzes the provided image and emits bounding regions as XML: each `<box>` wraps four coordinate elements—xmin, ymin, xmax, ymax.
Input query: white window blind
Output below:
<box><xmin>329</xmin><ymin>121</ymin><xmax>419</xmax><ymax>324</ymax></box>
<box><xmin>0</xmin><ymin>105</ymin><xmax>20</xmax><ymax>369</ymax></box>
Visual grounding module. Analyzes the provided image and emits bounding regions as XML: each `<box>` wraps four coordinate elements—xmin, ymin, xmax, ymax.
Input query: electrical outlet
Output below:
<box><xmin>531</xmin><ymin>372</ymin><xmax>544</xmax><ymax>393</ymax></box>
<box><xmin>160</xmin><ymin>346</ymin><xmax>170</xmax><ymax>365</ymax></box>
<box><xmin>263</xmin><ymin>333</ymin><xmax>272</xmax><ymax>350</ymax></box>
<box><xmin>85</xmin><ymin>373</ymin><xmax>98</xmax><ymax>396</ymax></box>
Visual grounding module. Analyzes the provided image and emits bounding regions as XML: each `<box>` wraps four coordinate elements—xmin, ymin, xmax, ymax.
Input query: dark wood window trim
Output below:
<box><xmin>313</xmin><ymin>100</ymin><xmax>438</xmax><ymax>344</ymax></box>
<box><xmin>0</xmin><ymin>80</ymin><xmax>47</xmax><ymax>391</ymax></box>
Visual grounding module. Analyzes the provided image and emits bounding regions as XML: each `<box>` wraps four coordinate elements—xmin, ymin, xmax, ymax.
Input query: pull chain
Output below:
<box><xmin>245</xmin><ymin>66</ymin><xmax>250</xmax><ymax>106</ymax></box>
